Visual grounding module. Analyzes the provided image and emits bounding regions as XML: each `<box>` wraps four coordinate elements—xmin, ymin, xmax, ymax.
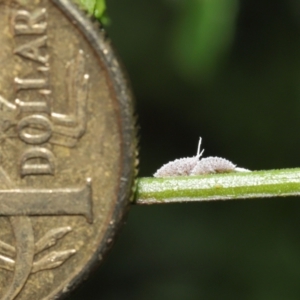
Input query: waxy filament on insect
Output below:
<box><xmin>154</xmin><ymin>138</ymin><xmax>250</xmax><ymax>177</ymax></box>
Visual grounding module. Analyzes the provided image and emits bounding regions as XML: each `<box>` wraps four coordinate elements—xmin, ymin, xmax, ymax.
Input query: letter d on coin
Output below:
<box><xmin>0</xmin><ymin>0</ymin><xmax>136</xmax><ymax>299</ymax></box>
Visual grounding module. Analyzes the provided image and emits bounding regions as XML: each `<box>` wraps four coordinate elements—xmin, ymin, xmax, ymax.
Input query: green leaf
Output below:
<box><xmin>74</xmin><ymin>0</ymin><xmax>108</xmax><ymax>24</ymax></box>
<box><xmin>171</xmin><ymin>0</ymin><xmax>239</xmax><ymax>82</ymax></box>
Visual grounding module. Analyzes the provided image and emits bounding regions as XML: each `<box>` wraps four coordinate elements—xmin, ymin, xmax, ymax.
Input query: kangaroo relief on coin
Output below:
<box><xmin>0</xmin><ymin>0</ymin><xmax>136</xmax><ymax>299</ymax></box>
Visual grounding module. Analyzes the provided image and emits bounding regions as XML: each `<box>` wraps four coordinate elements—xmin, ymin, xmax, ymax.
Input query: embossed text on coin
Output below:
<box><xmin>0</xmin><ymin>0</ymin><xmax>136</xmax><ymax>299</ymax></box>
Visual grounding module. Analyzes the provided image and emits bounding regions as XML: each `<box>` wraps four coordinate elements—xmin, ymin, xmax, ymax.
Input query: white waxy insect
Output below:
<box><xmin>153</xmin><ymin>138</ymin><xmax>204</xmax><ymax>177</ymax></box>
<box><xmin>190</xmin><ymin>157</ymin><xmax>236</xmax><ymax>175</ymax></box>
<box><xmin>153</xmin><ymin>138</ymin><xmax>250</xmax><ymax>177</ymax></box>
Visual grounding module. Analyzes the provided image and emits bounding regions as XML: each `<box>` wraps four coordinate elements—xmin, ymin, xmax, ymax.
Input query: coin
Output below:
<box><xmin>0</xmin><ymin>0</ymin><xmax>136</xmax><ymax>299</ymax></box>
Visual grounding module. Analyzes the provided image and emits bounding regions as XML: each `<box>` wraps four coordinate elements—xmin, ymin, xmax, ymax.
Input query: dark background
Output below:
<box><xmin>72</xmin><ymin>0</ymin><xmax>300</xmax><ymax>299</ymax></box>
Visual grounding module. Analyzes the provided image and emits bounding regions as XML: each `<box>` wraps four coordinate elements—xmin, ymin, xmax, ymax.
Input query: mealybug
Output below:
<box><xmin>191</xmin><ymin>156</ymin><xmax>236</xmax><ymax>175</ymax></box>
<box><xmin>154</xmin><ymin>138</ymin><xmax>250</xmax><ymax>177</ymax></box>
<box><xmin>153</xmin><ymin>138</ymin><xmax>204</xmax><ymax>177</ymax></box>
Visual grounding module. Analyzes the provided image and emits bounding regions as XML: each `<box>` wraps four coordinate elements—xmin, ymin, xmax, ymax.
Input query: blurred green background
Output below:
<box><xmin>72</xmin><ymin>0</ymin><xmax>300</xmax><ymax>299</ymax></box>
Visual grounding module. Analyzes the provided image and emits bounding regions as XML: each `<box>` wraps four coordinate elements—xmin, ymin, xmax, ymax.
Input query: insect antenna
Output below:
<box><xmin>196</xmin><ymin>137</ymin><xmax>204</xmax><ymax>158</ymax></box>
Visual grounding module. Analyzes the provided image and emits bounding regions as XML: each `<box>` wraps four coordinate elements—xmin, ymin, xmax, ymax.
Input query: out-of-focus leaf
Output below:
<box><xmin>75</xmin><ymin>0</ymin><xmax>96</xmax><ymax>15</ymax></box>
<box><xmin>74</xmin><ymin>0</ymin><xmax>109</xmax><ymax>24</ymax></box>
<box><xmin>94</xmin><ymin>0</ymin><xmax>106</xmax><ymax>19</ymax></box>
<box><xmin>171</xmin><ymin>0</ymin><xmax>239</xmax><ymax>82</ymax></box>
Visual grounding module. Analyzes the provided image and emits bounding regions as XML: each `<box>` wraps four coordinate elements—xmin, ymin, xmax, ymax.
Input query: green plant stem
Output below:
<box><xmin>134</xmin><ymin>168</ymin><xmax>300</xmax><ymax>204</ymax></box>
